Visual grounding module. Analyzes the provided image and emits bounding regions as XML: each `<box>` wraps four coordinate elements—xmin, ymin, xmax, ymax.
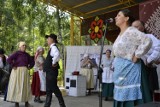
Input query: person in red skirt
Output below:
<box><xmin>32</xmin><ymin>46</ymin><xmax>46</xmax><ymax>103</ymax></box>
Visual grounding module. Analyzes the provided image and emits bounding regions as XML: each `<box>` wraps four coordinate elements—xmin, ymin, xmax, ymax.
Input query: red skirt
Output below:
<box><xmin>31</xmin><ymin>72</ymin><xmax>46</xmax><ymax>96</ymax></box>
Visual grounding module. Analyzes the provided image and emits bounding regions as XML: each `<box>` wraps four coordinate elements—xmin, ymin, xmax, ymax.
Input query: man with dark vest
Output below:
<box><xmin>43</xmin><ymin>34</ymin><xmax>66</xmax><ymax>107</ymax></box>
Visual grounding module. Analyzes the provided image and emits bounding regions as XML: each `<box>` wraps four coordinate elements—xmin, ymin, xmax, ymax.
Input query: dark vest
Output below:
<box><xmin>44</xmin><ymin>45</ymin><xmax>60</xmax><ymax>90</ymax></box>
<box><xmin>43</xmin><ymin>45</ymin><xmax>60</xmax><ymax>72</ymax></box>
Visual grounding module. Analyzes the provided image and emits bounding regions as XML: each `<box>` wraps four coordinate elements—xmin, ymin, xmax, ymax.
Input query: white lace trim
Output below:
<box><xmin>115</xmin><ymin>84</ymin><xmax>141</xmax><ymax>89</ymax></box>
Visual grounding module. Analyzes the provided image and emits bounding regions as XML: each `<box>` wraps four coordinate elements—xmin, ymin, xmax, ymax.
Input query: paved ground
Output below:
<box><xmin>0</xmin><ymin>93</ymin><xmax>113</xmax><ymax>107</ymax></box>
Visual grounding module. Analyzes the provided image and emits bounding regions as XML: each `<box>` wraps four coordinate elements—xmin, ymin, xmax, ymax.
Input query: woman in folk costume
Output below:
<box><xmin>113</xmin><ymin>9</ymin><xmax>152</xmax><ymax>107</ymax></box>
<box><xmin>101</xmin><ymin>49</ymin><xmax>114</xmax><ymax>101</ymax></box>
<box><xmin>80</xmin><ymin>53</ymin><xmax>94</xmax><ymax>95</ymax></box>
<box><xmin>6</xmin><ymin>41</ymin><xmax>34</xmax><ymax>107</ymax></box>
<box><xmin>31</xmin><ymin>46</ymin><xmax>46</xmax><ymax>103</ymax></box>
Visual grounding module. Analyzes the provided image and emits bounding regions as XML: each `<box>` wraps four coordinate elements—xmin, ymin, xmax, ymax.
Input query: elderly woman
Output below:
<box><xmin>31</xmin><ymin>46</ymin><xmax>46</xmax><ymax>103</ymax></box>
<box><xmin>113</xmin><ymin>9</ymin><xmax>152</xmax><ymax>107</ymax></box>
<box><xmin>6</xmin><ymin>41</ymin><xmax>34</xmax><ymax>107</ymax></box>
<box><xmin>80</xmin><ymin>53</ymin><xmax>94</xmax><ymax>95</ymax></box>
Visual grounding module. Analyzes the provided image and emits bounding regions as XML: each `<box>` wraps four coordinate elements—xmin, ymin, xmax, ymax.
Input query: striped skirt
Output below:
<box><xmin>6</xmin><ymin>67</ymin><xmax>32</xmax><ymax>102</ymax></box>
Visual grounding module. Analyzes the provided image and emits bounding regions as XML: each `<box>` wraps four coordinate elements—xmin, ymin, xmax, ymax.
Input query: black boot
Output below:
<box><xmin>60</xmin><ymin>103</ymin><xmax>66</xmax><ymax>107</ymax></box>
<box><xmin>58</xmin><ymin>96</ymin><xmax>66</xmax><ymax>107</ymax></box>
<box><xmin>104</xmin><ymin>97</ymin><xmax>108</xmax><ymax>101</ymax></box>
<box><xmin>55</xmin><ymin>93</ymin><xmax>66</xmax><ymax>107</ymax></box>
<box><xmin>44</xmin><ymin>94</ymin><xmax>52</xmax><ymax>107</ymax></box>
<box><xmin>35</xmin><ymin>96</ymin><xmax>43</xmax><ymax>103</ymax></box>
<box><xmin>25</xmin><ymin>102</ymin><xmax>33</xmax><ymax>107</ymax></box>
<box><xmin>15</xmin><ymin>103</ymin><xmax>19</xmax><ymax>107</ymax></box>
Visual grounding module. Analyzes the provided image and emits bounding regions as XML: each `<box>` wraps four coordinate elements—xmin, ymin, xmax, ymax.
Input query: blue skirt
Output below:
<box><xmin>113</xmin><ymin>57</ymin><xmax>142</xmax><ymax>101</ymax></box>
<box><xmin>113</xmin><ymin>59</ymin><xmax>152</xmax><ymax>107</ymax></box>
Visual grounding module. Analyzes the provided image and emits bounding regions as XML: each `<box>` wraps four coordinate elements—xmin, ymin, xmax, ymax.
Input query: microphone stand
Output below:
<box><xmin>98</xmin><ymin>21</ymin><xmax>108</xmax><ymax>107</ymax></box>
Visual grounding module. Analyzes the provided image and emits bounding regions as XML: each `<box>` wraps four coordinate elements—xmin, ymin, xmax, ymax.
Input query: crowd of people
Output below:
<box><xmin>0</xmin><ymin>34</ymin><xmax>66</xmax><ymax>107</ymax></box>
<box><xmin>0</xmin><ymin>8</ymin><xmax>159</xmax><ymax>107</ymax></box>
<box><xmin>79</xmin><ymin>8</ymin><xmax>159</xmax><ymax>107</ymax></box>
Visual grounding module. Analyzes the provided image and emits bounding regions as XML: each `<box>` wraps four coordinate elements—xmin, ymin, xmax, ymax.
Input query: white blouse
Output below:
<box><xmin>113</xmin><ymin>27</ymin><xmax>152</xmax><ymax>61</ymax></box>
<box><xmin>101</xmin><ymin>56</ymin><xmax>114</xmax><ymax>83</ymax></box>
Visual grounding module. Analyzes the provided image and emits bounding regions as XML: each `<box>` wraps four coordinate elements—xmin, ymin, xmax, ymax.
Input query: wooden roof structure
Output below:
<box><xmin>42</xmin><ymin>0</ymin><xmax>147</xmax><ymax>19</ymax></box>
<box><xmin>41</xmin><ymin>0</ymin><xmax>151</xmax><ymax>44</ymax></box>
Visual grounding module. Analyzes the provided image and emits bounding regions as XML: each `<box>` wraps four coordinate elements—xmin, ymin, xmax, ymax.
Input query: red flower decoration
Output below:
<box><xmin>88</xmin><ymin>16</ymin><xmax>104</xmax><ymax>43</ymax></box>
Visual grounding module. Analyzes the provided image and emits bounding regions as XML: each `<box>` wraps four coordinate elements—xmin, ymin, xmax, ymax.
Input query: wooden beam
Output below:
<box><xmin>70</xmin><ymin>0</ymin><xmax>96</xmax><ymax>9</ymax></box>
<box><xmin>85</xmin><ymin>0</ymin><xmax>136</xmax><ymax>15</ymax></box>
<box><xmin>83</xmin><ymin>4</ymin><xmax>139</xmax><ymax>19</ymax></box>
<box><xmin>49</xmin><ymin>0</ymin><xmax>86</xmax><ymax>18</ymax></box>
<box><xmin>119</xmin><ymin>0</ymin><xmax>136</xmax><ymax>7</ymax></box>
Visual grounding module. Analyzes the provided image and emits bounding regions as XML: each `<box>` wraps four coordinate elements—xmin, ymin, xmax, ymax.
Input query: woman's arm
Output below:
<box><xmin>7</xmin><ymin>52</ymin><xmax>18</xmax><ymax>66</ymax></box>
<box><xmin>80</xmin><ymin>58</ymin><xmax>89</xmax><ymax>68</ymax></box>
<box><xmin>134</xmin><ymin>31</ymin><xmax>152</xmax><ymax>58</ymax></box>
<box><xmin>28</xmin><ymin>55</ymin><xmax>35</xmax><ymax>68</ymax></box>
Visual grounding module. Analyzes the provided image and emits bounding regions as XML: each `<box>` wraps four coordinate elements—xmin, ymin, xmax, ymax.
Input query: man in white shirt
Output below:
<box><xmin>132</xmin><ymin>20</ymin><xmax>160</xmax><ymax>98</ymax></box>
<box><xmin>43</xmin><ymin>34</ymin><xmax>66</xmax><ymax>107</ymax></box>
<box><xmin>132</xmin><ymin>20</ymin><xmax>160</xmax><ymax>65</ymax></box>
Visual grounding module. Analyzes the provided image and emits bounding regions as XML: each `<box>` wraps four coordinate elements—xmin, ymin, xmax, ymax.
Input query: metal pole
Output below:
<box><xmin>98</xmin><ymin>22</ymin><xmax>108</xmax><ymax>107</ymax></box>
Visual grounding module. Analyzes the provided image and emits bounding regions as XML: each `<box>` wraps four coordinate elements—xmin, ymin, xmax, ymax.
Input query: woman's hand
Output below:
<box><xmin>154</xmin><ymin>60</ymin><xmax>160</xmax><ymax>65</ymax></box>
<box><xmin>52</xmin><ymin>64</ymin><xmax>58</xmax><ymax>67</ymax></box>
<box><xmin>132</xmin><ymin>56</ymin><xmax>139</xmax><ymax>63</ymax></box>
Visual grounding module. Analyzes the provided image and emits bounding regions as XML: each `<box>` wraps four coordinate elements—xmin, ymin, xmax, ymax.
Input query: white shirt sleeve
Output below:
<box><xmin>145</xmin><ymin>34</ymin><xmax>160</xmax><ymax>63</ymax></box>
<box><xmin>0</xmin><ymin>57</ymin><xmax>4</xmax><ymax>68</ymax></box>
<box><xmin>50</xmin><ymin>45</ymin><xmax>60</xmax><ymax>65</ymax></box>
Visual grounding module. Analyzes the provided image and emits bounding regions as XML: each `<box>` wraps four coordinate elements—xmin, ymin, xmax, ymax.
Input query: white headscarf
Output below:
<box><xmin>18</xmin><ymin>41</ymin><xmax>26</xmax><ymax>48</ymax></box>
<box><xmin>83</xmin><ymin>53</ymin><xmax>89</xmax><ymax>58</ymax></box>
<box><xmin>36</xmin><ymin>46</ymin><xmax>44</xmax><ymax>52</ymax></box>
<box><xmin>34</xmin><ymin>46</ymin><xmax>44</xmax><ymax>60</ymax></box>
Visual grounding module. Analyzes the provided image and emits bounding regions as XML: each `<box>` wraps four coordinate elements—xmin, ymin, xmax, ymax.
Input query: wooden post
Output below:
<box><xmin>79</xmin><ymin>19</ymin><xmax>82</xmax><ymax>45</ymax></box>
<box><xmin>70</xmin><ymin>15</ymin><xmax>74</xmax><ymax>45</ymax></box>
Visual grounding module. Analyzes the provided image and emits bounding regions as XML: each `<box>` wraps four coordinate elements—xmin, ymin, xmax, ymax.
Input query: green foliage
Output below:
<box><xmin>0</xmin><ymin>0</ymin><xmax>71</xmax><ymax>54</ymax></box>
<box><xmin>0</xmin><ymin>0</ymin><xmax>72</xmax><ymax>81</ymax></box>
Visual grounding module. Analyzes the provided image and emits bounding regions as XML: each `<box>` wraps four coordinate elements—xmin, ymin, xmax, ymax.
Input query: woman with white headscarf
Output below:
<box><xmin>6</xmin><ymin>41</ymin><xmax>34</xmax><ymax>107</ymax></box>
<box><xmin>31</xmin><ymin>46</ymin><xmax>46</xmax><ymax>103</ymax></box>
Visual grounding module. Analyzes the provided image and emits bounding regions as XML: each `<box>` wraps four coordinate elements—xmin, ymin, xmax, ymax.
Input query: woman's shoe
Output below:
<box><xmin>15</xmin><ymin>103</ymin><xmax>19</xmax><ymax>107</ymax></box>
<box><xmin>34</xmin><ymin>97</ymin><xmax>37</xmax><ymax>102</ymax></box>
<box><xmin>34</xmin><ymin>97</ymin><xmax>43</xmax><ymax>103</ymax></box>
<box><xmin>87</xmin><ymin>90</ymin><xmax>91</xmax><ymax>95</ymax></box>
<box><xmin>25</xmin><ymin>102</ymin><xmax>33</xmax><ymax>107</ymax></box>
<box><xmin>104</xmin><ymin>97</ymin><xmax>108</xmax><ymax>101</ymax></box>
<box><xmin>36</xmin><ymin>99</ymin><xmax>43</xmax><ymax>103</ymax></box>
